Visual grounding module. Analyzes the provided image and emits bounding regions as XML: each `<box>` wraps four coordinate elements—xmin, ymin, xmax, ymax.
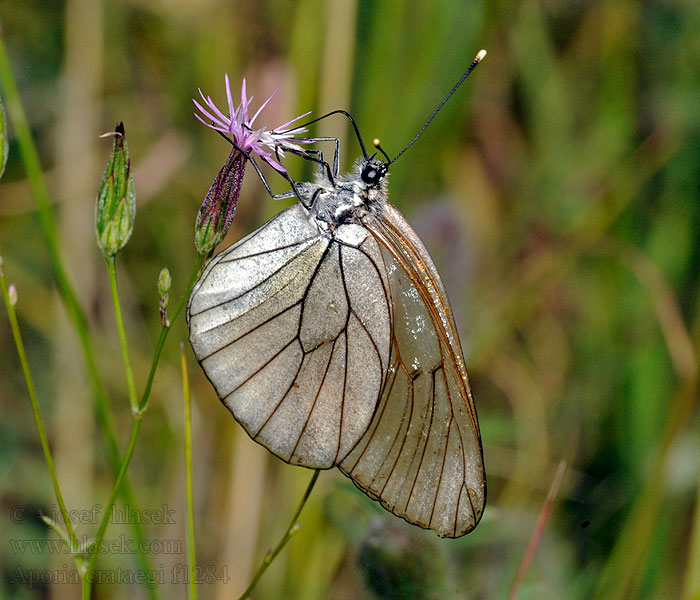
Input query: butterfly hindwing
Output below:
<box><xmin>339</xmin><ymin>204</ymin><xmax>485</xmax><ymax>538</ymax></box>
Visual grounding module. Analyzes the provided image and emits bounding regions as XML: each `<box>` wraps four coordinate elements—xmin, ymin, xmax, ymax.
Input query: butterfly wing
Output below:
<box><xmin>339</xmin><ymin>203</ymin><xmax>486</xmax><ymax>538</ymax></box>
<box><xmin>187</xmin><ymin>204</ymin><xmax>391</xmax><ymax>468</ymax></box>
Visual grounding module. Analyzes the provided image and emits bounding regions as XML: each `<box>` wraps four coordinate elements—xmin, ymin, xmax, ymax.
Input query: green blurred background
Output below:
<box><xmin>1</xmin><ymin>0</ymin><xmax>699</xmax><ymax>598</ymax></box>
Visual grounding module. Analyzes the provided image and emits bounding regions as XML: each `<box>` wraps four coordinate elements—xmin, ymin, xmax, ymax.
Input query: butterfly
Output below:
<box><xmin>187</xmin><ymin>51</ymin><xmax>486</xmax><ymax>538</ymax></box>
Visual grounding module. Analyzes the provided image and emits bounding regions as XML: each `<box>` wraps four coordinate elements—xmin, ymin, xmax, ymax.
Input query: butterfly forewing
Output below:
<box><xmin>339</xmin><ymin>203</ymin><xmax>485</xmax><ymax>538</ymax></box>
<box><xmin>187</xmin><ymin>204</ymin><xmax>391</xmax><ymax>469</ymax></box>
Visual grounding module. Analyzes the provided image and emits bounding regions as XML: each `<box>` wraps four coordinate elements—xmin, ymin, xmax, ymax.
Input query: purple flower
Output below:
<box><xmin>193</xmin><ymin>75</ymin><xmax>311</xmax><ymax>172</ymax></box>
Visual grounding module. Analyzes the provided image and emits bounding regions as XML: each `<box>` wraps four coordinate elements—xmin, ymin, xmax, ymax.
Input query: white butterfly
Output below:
<box><xmin>187</xmin><ymin>52</ymin><xmax>486</xmax><ymax>538</ymax></box>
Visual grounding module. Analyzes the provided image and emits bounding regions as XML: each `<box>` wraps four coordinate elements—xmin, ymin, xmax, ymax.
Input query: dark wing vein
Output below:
<box><xmin>227</xmin><ymin>338</ymin><xmax>298</xmax><ymax>396</ymax></box>
<box><xmin>405</xmin><ymin>367</ymin><xmax>439</xmax><ymax>512</ymax></box>
<box><xmin>290</xmin><ymin>338</ymin><xmax>337</xmax><ymax>459</ymax></box>
<box><xmin>251</xmin><ymin>343</ymin><xmax>306</xmax><ymax>440</ymax></box>
<box><xmin>379</xmin><ymin>358</ymin><xmax>416</xmax><ymax>498</ymax></box>
<box><xmin>335</xmin><ymin>332</ymin><xmax>349</xmax><ymax>463</ymax></box>
<box><xmin>429</xmin><ymin>416</ymin><xmax>453</xmax><ymax>528</ymax></box>
<box><xmin>190</xmin><ymin>244</ymin><xmax>317</xmax><ymax>318</ymax></box>
<box><xmin>198</xmin><ymin>299</ymin><xmax>302</xmax><ymax>362</ymax></box>
<box><xmin>219</xmin><ymin>237</ymin><xmax>317</xmax><ymax>263</ymax></box>
<box><xmin>350</xmin><ymin>310</ymin><xmax>384</xmax><ymax>375</ymax></box>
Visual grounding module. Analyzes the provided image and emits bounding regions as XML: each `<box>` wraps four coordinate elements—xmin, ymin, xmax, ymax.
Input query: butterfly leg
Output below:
<box><xmin>294</xmin><ymin>136</ymin><xmax>341</xmax><ymax>178</ymax></box>
<box><xmin>275</xmin><ymin>148</ymin><xmax>335</xmax><ymax>185</ymax></box>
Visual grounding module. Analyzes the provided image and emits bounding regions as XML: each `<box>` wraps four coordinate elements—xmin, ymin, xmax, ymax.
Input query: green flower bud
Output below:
<box><xmin>0</xmin><ymin>96</ymin><xmax>8</xmax><ymax>180</ymax></box>
<box><xmin>194</xmin><ymin>148</ymin><xmax>246</xmax><ymax>255</ymax></box>
<box><xmin>158</xmin><ymin>267</ymin><xmax>171</xmax><ymax>298</ymax></box>
<box><xmin>158</xmin><ymin>267</ymin><xmax>171</xmax><ymax>327</ymax></box>
<box><xmin>95</xmin><ymin>123</ymin><xmax>135</xmax><ymax>257</ymax></box>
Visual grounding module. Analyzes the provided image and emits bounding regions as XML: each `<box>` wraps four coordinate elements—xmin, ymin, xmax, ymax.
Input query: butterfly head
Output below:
<box><xmin>353</xmin><ymin>156</ymin><xmax>389</xmax><ymax>215</ymax></box>
<box><xmin>359</xmin><ymin>158</ymin><xmax>388</xmax><ymax>187</ymax></box>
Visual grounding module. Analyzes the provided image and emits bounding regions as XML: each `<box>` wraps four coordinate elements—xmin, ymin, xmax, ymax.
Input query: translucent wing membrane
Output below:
<box><xmin>339</xmin><ymin>204</ymin><xmax>485</xmax><ymax>538</ymax></box>
<box><xmin>187</xmin><ymin>204</ymin><xmax>391</xmax><ymax>468</ymax></box>
<box><xmin>187</xmin><ymin>201</ymin><xmax>484</xmax><ymax>538</ymax></box>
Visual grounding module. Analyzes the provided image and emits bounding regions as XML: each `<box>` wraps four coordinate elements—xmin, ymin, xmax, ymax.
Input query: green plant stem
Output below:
<box><xmin>83</xmin><ymin>417</ymin><xmax>143</xmax><ymax>600</ymax></box>
<box><xmin>684</xmin><ymin>464</ymin><xmax>700</xmax><ymax>599</ymax></box>
<box><xmin>593</xmin><ymin>367</ymin><xmax>699</xmax><ymax>600</ymax></box>
<box><xmin>0</xmin><ymin>21</ymin><xmax>114</xmax><ymax>437</ymax></box>
<box><xmin>0</xmin><ymin>29</ymin><xmax>158</xmax><ymax>595</ymax></box>
<box><xmin>140</xmin><ymin>253</ymin><xmax>204</xmax><ymax>412</ymax></box>
<box><xmin>237</xmin><ymin>469</ymin><xmax>320</xmax><ymax>600</ymax></box>
<box><xmin>105</xmin><ymin>255</ymin><xmax>139</xmax><ymax>414</ymax></box>
<box><xmin>181</xmin><ymin>343</ymin><xmax>198</xmax><ymax>600</ymax></box>
<box><xmin>82</xmin><ymin>256</ymin><xmax>204</xmax><ymax>599</ymax></box>
<box><xmin>0</xmin><ymin>245</ymin><xmax>81</xmax><ymax>560</ymax></box>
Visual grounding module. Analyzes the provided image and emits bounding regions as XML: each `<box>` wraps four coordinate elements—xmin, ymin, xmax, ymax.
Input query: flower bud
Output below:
<box><xmin>194</xmin><ymin>148</ymin><xmax>246</xmax><ymax>255</ymax></box>
<box><xmin>158</xmin><ymin>267</ymin><xmax>171</xmax><ymax>298</ymax></box>
<box><xmin>8</xmin><ymin>284</ymin><xmax>17</xmax><ymax>307</ymax></box>
<box><xmin>158</xmin><ymin>267</ymin><xmax>171</xmax><ymax>327</ymax></box>
<box><xmin>95</xmin><ymin>122</ymin><xmax>135</xmax><ymax>257</ymax></box>
<box><xmin>0</xmin><ymin>97</ymin><xmax>8</xmax><ymax>180</ymax></box>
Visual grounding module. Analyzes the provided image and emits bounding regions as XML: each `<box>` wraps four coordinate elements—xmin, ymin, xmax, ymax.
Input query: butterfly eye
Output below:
<box><xmin>361</xmin><ymin>165</ymin><xmax>380</xmax><ymax>185</ymax></box>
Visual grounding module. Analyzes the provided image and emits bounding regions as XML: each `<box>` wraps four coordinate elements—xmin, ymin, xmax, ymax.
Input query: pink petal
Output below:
<box><xmin>262</xmin><ymin>155</ymin><xmax>286</xmax><ymax>172</ymax></box>
<box><xmin>198</xmin><ymin>89</ymin><xmax>228</xmax><ymax>123</ymax></box>
<box><xmin>225</xmin><ymin>74</ymin><xmax>235</xmax><ymax>121</ymax></box>
<box><xmin>205</xmin><ymin>95</ymin><xmax>231</xmax><ymax>125</ymax></box>
<box><xmin>275</xmin><ymin>110</ymin><xmax>312</xmax><ymax>131</ymax></box>
<box><xmin>239</xmin><ymin>78</ymin><xmax>249</xmax><ymax>123</ymax></box>
<box><xmin>278</xmin><ymin>141</ymin><xmax>307</xmax><ymax>153</ymax></box>
<box><xmin>250</xmin><ymin>88</ymin><xmax>278</xmax><ymax>126</ymax></box>
<box><xmin>193</xmin><ymin>112</ymin><xmax>230</xmax><ymax>134</ymax></box>
<box><xmin>193</xmin><ymin>98</ymin><xmax>228</xmax><ymax>130</ymax></box>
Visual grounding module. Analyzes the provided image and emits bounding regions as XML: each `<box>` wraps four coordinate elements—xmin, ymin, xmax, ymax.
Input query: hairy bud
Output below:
<box><xmin>194</xmin><ymin>148</ymin><xmax>246</xmax><ymax>255</ymax></box>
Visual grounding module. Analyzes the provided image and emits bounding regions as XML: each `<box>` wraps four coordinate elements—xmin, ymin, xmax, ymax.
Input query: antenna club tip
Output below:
<box><xmin>373</xmin><ymin>138</ymin><xmax>381</xmax><ymax>147</ymax></box>
<box><xmin>476</xmin><ymin>49</ymin><xmax>487</xmax><ymax>62</ymax></box>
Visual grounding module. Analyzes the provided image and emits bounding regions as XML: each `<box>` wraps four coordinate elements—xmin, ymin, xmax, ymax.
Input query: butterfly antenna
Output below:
<box><xmin>286</xmin><ymin>109</ymin><xmax>369</xmax><ymax>159</ymax></box>
<box><xmin>373</xmin><ymin>139</ymin><xmax>391</xmax><ymax>162</ymax></box>
<box><xmin>389</xmin><ymin>49</ymin><xmax>486</xmax><ymax>165</ymax></box>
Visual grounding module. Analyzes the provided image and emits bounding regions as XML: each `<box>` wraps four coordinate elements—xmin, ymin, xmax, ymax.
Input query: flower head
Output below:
<box><xmin>193</xmin><ymin>75</ymin><xmax>310</xmax><ymax>171</ymax></box>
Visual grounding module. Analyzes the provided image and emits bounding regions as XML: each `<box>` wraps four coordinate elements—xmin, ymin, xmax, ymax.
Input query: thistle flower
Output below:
<box><xmin>192</xmin><ymin>76</ymin><xmax>312</xmax><ymax>254</ymax></box>
<box><xmin>193</xmin><ymin>74</ymin><xmax>311</xmax><ymax>171</ymax></box>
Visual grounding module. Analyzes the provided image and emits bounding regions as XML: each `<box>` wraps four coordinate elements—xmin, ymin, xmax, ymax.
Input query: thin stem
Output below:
<box><xmin>0</xmin><ymin>245</ymin><xmax>81</xmax><ymax>558</ymax></box>
<box><xmin>237</xmin><ymin>470</ymin><xmax>320</xmax><ymax>600</ymax></box>
<box><xmin>181</xmin><ymin>343</ymin><xmax>198</xmax><ymax>600</ymax></box>
<box><xmin>139</xmin><ymin>253</ymin><xmax>205</xmax><ymax>412</ymax></box>
<box><xmin>82</xmin><ymin>256</ymin><xmax>205</xmax><ymax>599</ymax></box>
<box><xmin>105</xmin><ymin>256</ymin><xmax>139</xmax><ymax>414</ymax></box>
<box><xmin>83</xmin><ymin>417</ymin><xmax>143</xmax><ymax>600</ymax></box>
<box><xmin>0</xmin><ymin>28</ymin><xmax>158</xmax><ymax>593</ymax></box>
<box><xmin>508</xmin><ymin>460</ymin><xmax>567</xmax><ymax>600</ymax></box>
<box><xmin>0</xmin><ymin>21</ymin><xmax>114</xmax><ymax>429</ymax></box>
